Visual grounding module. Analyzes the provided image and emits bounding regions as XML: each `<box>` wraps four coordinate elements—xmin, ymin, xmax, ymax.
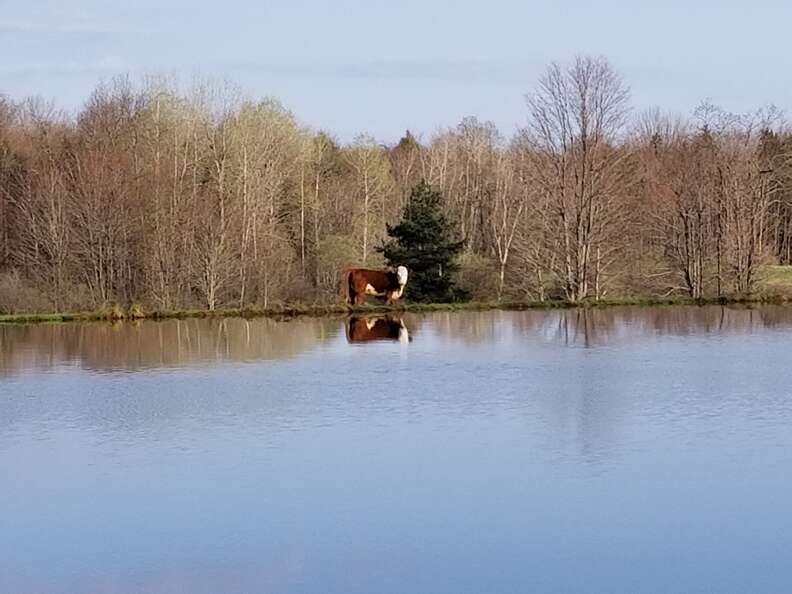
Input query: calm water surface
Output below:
<box><xmin>1</xmin><ymin>306</ymin><xmax>791</xmax><ymax>594</ymax></box>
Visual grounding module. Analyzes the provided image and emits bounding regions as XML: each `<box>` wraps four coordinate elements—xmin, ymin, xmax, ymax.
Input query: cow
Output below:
<box><xmin>345</xmin><ymin>315</ymin><xmax>410</xmax><ymax>344</ymax></box>
<box><xmin>342</xmin><ymin>265</ymin><xmax>408</xmax><ymax>306</ymax></box>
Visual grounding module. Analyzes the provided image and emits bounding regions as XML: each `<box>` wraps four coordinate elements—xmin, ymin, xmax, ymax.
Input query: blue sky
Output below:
<box><xmin>1</xmin><ymin>0</ymin><xmax>790</xmax><ymax>142</ymax></box>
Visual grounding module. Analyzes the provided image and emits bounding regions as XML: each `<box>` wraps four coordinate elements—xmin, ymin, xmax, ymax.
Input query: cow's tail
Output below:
<box><xmin>339</xmin><ymin>268</ymin><xmax>353</xmax><ymax>305</ymax></box>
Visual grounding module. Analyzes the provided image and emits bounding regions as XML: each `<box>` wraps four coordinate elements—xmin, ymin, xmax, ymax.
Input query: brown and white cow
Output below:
<box><xmin>345</xmin><ymin>315</ymin><xmax>410</xmax><ymax>344</ymax></box>
<box><xmin>342</xmin><ymin>265</ymin><xmax>408</xmax><ymax>306</ymax></box>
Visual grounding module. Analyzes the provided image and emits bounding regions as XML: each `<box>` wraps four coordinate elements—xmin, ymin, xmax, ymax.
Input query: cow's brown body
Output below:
<box><xmin>346</xmin><ymin>315</ymin><xmax>410</xmax><ymax>344</ymax></box>
<box><xmin>343</xmin><ymin>266</ymin><xmax>408</xmax><ymax>305</ymax></box>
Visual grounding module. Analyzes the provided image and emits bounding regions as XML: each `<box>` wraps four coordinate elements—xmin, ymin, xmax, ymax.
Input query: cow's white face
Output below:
<box><xmin>396</xmin><ymin>265</ymin><xmax>408</xmax><ymax>286</ymax></box>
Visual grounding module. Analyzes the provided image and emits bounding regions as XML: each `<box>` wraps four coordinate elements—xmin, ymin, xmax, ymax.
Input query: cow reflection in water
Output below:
<box><xmin>345</xmin><ymin>315</ymin><xmax>411</xmax><ymax>344</ymax></box>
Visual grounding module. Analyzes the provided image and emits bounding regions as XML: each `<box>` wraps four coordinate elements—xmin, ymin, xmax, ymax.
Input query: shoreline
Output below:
<box><xmin>2</xmin><ymin>295</ymin><xmax>791</xmax><ymax>325</ymax></box>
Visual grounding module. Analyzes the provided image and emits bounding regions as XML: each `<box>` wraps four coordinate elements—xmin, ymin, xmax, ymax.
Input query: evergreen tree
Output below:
<box><xmin>379</xmin><ymin>181</ymin><xmax>467</xmax><ymax>302</ymax></box>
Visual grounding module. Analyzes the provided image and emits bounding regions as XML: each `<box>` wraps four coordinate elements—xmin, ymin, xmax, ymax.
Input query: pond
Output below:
<box><xmin>1</xmin><ymin>306</ymin><xmax>791</xmax><ymax>594</ymax></box>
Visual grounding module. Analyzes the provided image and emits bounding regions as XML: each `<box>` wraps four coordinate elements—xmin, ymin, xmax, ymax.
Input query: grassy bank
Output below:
<box><xmin>2</xmin><ymin>294</ymin><xmax>792</xmax><ymax>325</ymax></box>
<box><xmin>759</xmin><ymin>266</ymin><xmax>792</xmax><ymax>296</ymax></box>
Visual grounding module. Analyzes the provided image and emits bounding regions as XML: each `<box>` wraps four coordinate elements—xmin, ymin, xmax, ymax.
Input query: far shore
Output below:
<box><xmin>2</xmin><ymin>295</ymin><xmax>792</xmax><ymax>325</ymax></box>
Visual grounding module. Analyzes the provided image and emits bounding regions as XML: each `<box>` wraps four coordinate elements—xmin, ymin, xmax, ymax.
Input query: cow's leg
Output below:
<box><xmin>354</xmin><ymin>291</ymin><xmax>365</xmax><ymax>306</ymax></box>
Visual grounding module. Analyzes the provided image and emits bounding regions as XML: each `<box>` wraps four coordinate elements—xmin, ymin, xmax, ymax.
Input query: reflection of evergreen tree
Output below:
<box><xmin>379</xmin><ymin>181</ymin><xmax>467</xmax><ymax>303</ymax></box>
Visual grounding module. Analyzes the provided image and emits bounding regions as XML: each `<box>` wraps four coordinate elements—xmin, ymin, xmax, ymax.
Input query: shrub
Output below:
<box><xmin>0</xmin><ymin>270</ymin><xmax>51</xmax><ymax>314</ymax></box>
<box><xmin>127</xmin><ymin>303</ymin><xmax>145</xmax><ymax>319</ymax></box>
<box><xmin>457</xmin><ymin>254</ymin><xmax>500</xmax><ymax>302</ymax></box>
<box><xmin>99</xmin><ymin>303</ymin><xmax>126</xmax><ymax>321</ymax></box>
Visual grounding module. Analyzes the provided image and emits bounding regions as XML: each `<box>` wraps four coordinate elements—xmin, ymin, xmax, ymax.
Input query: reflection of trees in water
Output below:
<box><xmin>438</xmin><ymin>306</ymin><xmax>792</xmax><ymax>348</ymax></box>
<box><xmin>0</xmin><ymin>318</ymin><xmax>341</xmax><ymax>442</ymax></box>
<box><xmin>1</xmin><ymin>314</ymin><xmax>422</xmax><ymax>375</ymax></box>
<box><xmin>647</xmin><ymin>304</ymin><xmax>792</xmax><ymax>335</ymax></box>
<box><xmin>0</xmin><ymin>317</ymin><xmax>338</xmax><ymax>374</ymax></box>
<box><xmin>3</xmin><ymin>305</ymin><xmax>792</xmax><ymax>374</ymax></box>
<box><xmin>420</xmin><ymin>311</ymin><xmax>500</xmax><ymax>344</ymax></box>
<box><xmin>548</xmin><ymin>309</ymin><xmax>616</xmax><ymax>347</ymax></box>
<box><xmin>615</xmin><ymin>305</ymin><xmax>792</xmax><ymax>341</ymax></box>
<box><xmin>428</xmin><ymin>308</ymin><xmax>638</xmax><ymax>347</ymax></box>
<box><xmin>425</xmin><ymin>305</ymin><xmax>792</xmax><ymax>471</ymax></box>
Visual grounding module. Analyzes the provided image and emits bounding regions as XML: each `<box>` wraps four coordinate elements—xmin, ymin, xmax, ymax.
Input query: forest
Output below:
<box><xmin>1</xmin><ymin>55</ymin><xmax>792</xmax><ymax>314</ymax></box>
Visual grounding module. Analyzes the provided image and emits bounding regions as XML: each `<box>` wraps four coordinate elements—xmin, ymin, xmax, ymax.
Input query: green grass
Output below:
<box><xmin>758</xmin><ymin>265</ymin><xmax>792</xmax><ymax>296</ymax></box>
<box><xmin>3</xmin><ymin>293</ymin><xmax>792</xmax><ymax>325</ymax></box>
<box><xmin>0</xmin><ymin>312</ymin><xmax>78</xmax><ymax>324</ymax></box>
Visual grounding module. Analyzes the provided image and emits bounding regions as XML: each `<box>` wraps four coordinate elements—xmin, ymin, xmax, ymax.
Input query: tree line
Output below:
<box><xmin>1</xmin><ymin>56</ymin><xmax>792</xmax><ymax>313</ymax></box>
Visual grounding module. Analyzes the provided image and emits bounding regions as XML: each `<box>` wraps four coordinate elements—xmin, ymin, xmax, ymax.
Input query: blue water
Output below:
<box><xmin>1</xmin><ymin>307</ymin><xmax>791</xmax><ymax>593</ymax></box>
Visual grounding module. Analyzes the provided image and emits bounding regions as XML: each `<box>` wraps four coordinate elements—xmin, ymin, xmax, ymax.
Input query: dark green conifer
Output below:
<box><xmin>379</xmin><ymin>181</ymin><xmax>466</xmax><ymax>302</ymax></box>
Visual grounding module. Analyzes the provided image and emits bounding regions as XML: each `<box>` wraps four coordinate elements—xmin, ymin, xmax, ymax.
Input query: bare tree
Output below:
<box><xmin>716</xmin><ymin>118</ymin><xmax>778</xmax><ymax>295</ymax></box>
<box><xmin>522</xmin><ymin>56</ymin><xmax>632</xmax><ymax>301</ymax></box>
<box><xmin>344</xmin><ymin>135</ymin><xmax>394</xmax><ymax>264</ymax></box>
<box><xmin>2</xmin><ymin>61</ymin><xmax>792</xmax><ymax>314</ymax></box>
<box><xmin>7</xmin><ymin>117</ymin><xmax>73</xmax><ymax>308</ymax></box>
<box><xmin>489</xmin><ymin>146</ymin><xmax>525</xmax><ymax>300</ymax></box>
<box><xmin>230</xmin><ymin>99</ymin><xmax>302</xmax><ymax>306</ymax></box>
<box><xmin>648</xmin><ymin>131</ymin><xmax>717</xmax><ymax>298</ymax></box>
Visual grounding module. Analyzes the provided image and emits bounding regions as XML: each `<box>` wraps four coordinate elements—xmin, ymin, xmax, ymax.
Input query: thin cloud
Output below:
<box><xmin>228</xmin><ymin>58</ymin><xmax>540</xmax><ymax>85</ymax></box>
<box><xmin>0</xmin><ymin>18</ymin><xmax>151</xmax><ymax>35</ymax></box>
<box><xmin>0</xmin><ymin>55</ymin><xmax>133</xmax><ymax>77</ymax></box>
